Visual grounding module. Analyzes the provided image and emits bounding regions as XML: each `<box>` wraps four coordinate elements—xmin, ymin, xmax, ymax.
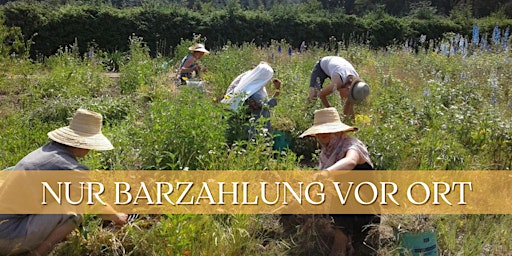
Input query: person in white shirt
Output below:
<box><xmin>308</xmin><ymin>56</ymin><xmax>369</xmax><ymax>120</ymax></box>
<box><xmin>222</xmin><ymin>62</ymin><xmax>281</xmax><ymax>143</ymax></box>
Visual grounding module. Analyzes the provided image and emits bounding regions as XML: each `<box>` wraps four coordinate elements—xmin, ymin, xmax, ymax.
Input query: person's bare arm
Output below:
<box><xmin>319</xmin><ymin>83</ymin><xmax>335</xmax><ymax>107</ymax></box>
<box><xmin>326</xmin><ymin>149</ymin><xmax>360</xmax><ymax>171</ymax></box>
<box><xmin>313</xmin><ymin>149</ymin><xmax>360</xmax><ymax>181</ymax></box>
<box><xmin>319</xmin><ymin>74</ymin><xmax>343</xmax><ymax>108</ymax></box>
<box><xmin>96</xmin><ymin>203</ymin><xmax>128</xmax><ymax>225</ymax></box>
<box><xmin>343</xmin><ymin>99</ymin><xmax>355</xmax><ymax>119</ymax></box>
<box><xmin>98</xmin><ymin>212</ymin><xmax>128</xmax><ymax>225</ymax></box>
<box><xmin>272</xmin><ymin>78</ymin><xmax>281</xmax><ymax>98</ymax></box>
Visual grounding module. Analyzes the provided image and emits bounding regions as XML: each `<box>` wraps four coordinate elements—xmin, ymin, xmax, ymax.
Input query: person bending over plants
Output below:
<box><xmin>308</xmin><ymin>56</ymin><xmax>370</xmax><ymax>120</ymax></box>
<box><xmin>0</xmin><ymin>109</ymin><xmax>128</xmax><ymax>256</ymax></box>
<box><xmin>222</xmin><ymin>62</ymin><xmax>281</xmax><ymax>144</ymax></box>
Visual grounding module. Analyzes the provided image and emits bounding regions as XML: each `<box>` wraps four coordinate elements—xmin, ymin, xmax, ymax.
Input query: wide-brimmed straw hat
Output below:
<box><xmin>47</xmin><ymin>109</ymin><xmax>114</xmax><ymax>151</ymax></box>
<box><xmin>348</xmin><ymin>81</ymin><xmax>370</xmax><ymax>103</ymax></box>
<box><xmin>188</xmin><ymin>43</ymin><xmax>210</xmax><ymax>54</ymax></box>
<box><xmin>299</xmin><ymin>107</ymin><xmax>357</xmax><ymax>138</ymax></box>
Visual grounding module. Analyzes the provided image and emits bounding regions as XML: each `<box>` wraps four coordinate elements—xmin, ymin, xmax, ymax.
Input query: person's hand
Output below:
<box><xmin>112</xmin><ymin>213</ymin><xmax>129</xmax><ymax>225</ymax></box>
<box><xmin>99</xmin><ymin>213</ymin><xmax>128</xmax><ymax>226</ymax></box>
<box><xmin>272</xmin><ymin>78</ymin><xmax>281</xmax><ymax>90</ymax></box>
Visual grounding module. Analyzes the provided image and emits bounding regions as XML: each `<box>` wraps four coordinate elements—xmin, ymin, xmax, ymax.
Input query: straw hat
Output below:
<box><xmin>299</xmin><ymin>107</ymin><xmax>357</xmax><ymax>137</ymax></box>
<box><xmin>188</xmin><ymin>43</ymin><xmax>210</xmax><ymax>54</ymax></box>
<box><xmin>348</xmin><ymin>81</ymin><xmax>370</xmax><ymax>103</ymax></box>
<box><xmin>47</xmin><ymin>109</ymin><xmax>114</xmax><ymax>151</ymax></box>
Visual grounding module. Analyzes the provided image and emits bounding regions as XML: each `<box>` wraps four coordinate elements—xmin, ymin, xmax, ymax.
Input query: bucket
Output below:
<box><xmin>399</xmin><ymin>231</ymin><xmax>438</xmax><ymax>256</ymax></box>
<box><xmin>273</xmin><ymin>130</ymin><xmax>292</xmax><ymax>151</ymax></box>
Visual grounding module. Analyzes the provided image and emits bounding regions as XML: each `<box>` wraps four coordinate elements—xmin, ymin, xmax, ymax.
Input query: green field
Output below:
<box><xmin>1</xmin><ymin>30</ymin><xmax>511</xmax><ymax>255</ymax></box>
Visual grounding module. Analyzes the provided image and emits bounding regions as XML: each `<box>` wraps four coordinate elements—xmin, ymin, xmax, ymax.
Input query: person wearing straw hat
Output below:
<box><xmin>0</xmin><ymin>109</ymin><xmax>128</xmax><ymax>256</ymax></box>
<box><xmin>178</xmin><ymin>43</ymin><xmax>210</xmax><ymax>85</ymax></box>
<box><xmin>308</xmin><ymin>56</ymin><xmax>370</xmax><ymax>120</ymax></box>
<box><xmin>299</xmin><ymin>107</ymin><xmax>378</xmax><ymax>255</ymax></box>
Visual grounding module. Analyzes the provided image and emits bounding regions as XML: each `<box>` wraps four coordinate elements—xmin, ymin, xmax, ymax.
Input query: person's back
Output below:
<box><xmin>14</xmin><ymin>141</ymin><xmax>88</xmax><ymax>171</ymax></box>
<box><xmin>221</xmin><ymin>62</ymin><xmax>274</xmax><ymax>111</ymax></box>
<box><xmin>319</xmin><ymin>56</ymin><xmax>359</xmax><ymax>80</ymax></box>
<box><xmin>0</xmin><ymin>109</ymin><xmax>127</xmax><ymax>256</ymax></box>
<box><xmin>0</xmin><ymin>141</ymin><xmax>88</xmax><ymax>236</ymax></box>
<box><xmin>222</xmin><ymin>62</ymin><xmax>281</xmax><ymax>142</ymax></box>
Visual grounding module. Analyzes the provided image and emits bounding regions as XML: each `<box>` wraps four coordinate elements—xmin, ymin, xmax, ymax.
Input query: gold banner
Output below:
<box><xmin>0</xmin><ymin>170</ymin><xmax>510</xmax><ymax>214</ymax></box>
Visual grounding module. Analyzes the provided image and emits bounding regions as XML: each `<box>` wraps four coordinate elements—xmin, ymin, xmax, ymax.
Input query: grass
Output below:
<box><xmin>1</xmin><ymin>30</ymin><xmax>511</xmax><ymax>255</ymax></box>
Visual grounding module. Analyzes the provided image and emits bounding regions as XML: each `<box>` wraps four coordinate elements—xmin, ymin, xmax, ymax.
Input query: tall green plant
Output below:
<box><xmin>119</xmin><ymin>35</ymin><xmax>155</xmax><ymax>94</ymax></box>
<box><xmin>135</xmin><ymin>87</ymin><xmax>227</xmax><ymax>170</ymax></box>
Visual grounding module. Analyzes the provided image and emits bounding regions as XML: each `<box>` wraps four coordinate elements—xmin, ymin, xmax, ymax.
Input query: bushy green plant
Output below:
<box><xmin>7</xmin><ymin>1</ymin><xmax>511</xmax><ymax>60</ymax></box>
<box><xmin>119</xmin><ymin>35</ymin><xmax>155</xmax><ymax>94</ymax></box>
<box><xmin>34</xmin><ymin>45</ymin><xmax>111</xmax><ymax>100</ymax></box>
<box><xmin>131</xmin><ymin>86</ymin><xmax>227</xmax><ymax>170</ymax></box>
<box><xmin>0</xmin><ymin>114</ymin><xmax>52</xmax><ymax>168</ymax></box>
<box><xmin>98</xmin><ymin>50</ymin><xmax>128</xmax><ymax>72</ymax></box>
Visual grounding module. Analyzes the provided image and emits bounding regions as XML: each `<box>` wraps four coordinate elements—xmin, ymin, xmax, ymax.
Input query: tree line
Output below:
<box><xmin>0</xmin><ymin>0</ymin><xmax>511</xmax><ymax>18</ymax></box>
<box><xmin>1</xmin><ymin>1</ymin><xmax>511</xmax><ymax>59</ymax></box>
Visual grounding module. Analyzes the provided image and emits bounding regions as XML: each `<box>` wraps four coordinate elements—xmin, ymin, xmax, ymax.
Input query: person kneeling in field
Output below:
<box><xmin>299</xmin><ymin>107</ymin><xmax>379</xmax><ymax>255</ymax></box>
<box><xmin>177</xmin><ymin>43</ymin><xmax>209</xmax><ymax>85</ymax></box>
<box><xmin>222</xmin><ymin>62</ymin><xmax>281</xmax><ymax>144</ymax></box>
<box><xmin>0</xmin><ymin>109</ymin><xmax>128</xmax><ymax>256</ymax></box>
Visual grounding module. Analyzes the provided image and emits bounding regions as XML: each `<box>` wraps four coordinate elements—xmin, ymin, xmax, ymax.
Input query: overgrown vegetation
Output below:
<box><xmin>0</xmin><ymin>20</ymin><xmax>511</xmax><ymax>255</ymax></box>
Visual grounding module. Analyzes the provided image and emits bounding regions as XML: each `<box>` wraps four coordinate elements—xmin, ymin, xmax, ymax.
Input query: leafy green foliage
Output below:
<box><xmin>119</xmin><ymin>35</ymin><xmax>154</xmax><ymax>94</ymax></box>
<box><xmin>3</xmin><ymin>2</ymin><xmax>511</xmax><ymax>59</ymax></box>
<box><xmin>137</xmin><ymin>87</ymin><xmax>228</xmax><ymax>170</ymax></box>
<box><xmin>1</xmin><ymin>27</ymin><xmax>511</xmax><ymax>255</ymax></box>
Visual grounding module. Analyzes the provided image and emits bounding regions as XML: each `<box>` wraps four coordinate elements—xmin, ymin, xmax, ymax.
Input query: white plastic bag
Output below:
<box><xmin>221</xmin><ymin>62</ymin><xmax>273</xmax><ymax>110</ymax></box>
